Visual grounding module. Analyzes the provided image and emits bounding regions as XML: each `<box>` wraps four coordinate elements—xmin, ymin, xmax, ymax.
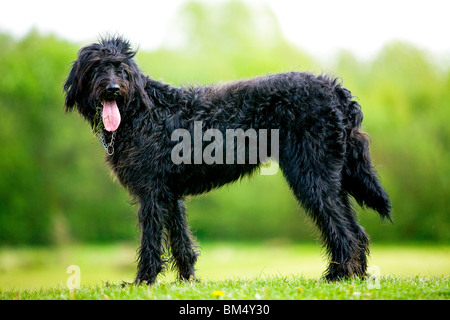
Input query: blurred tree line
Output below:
<box><xmin>0</xmin><ymin>1</ymin><xmax>448</xmax><ymax>245</ymax></box>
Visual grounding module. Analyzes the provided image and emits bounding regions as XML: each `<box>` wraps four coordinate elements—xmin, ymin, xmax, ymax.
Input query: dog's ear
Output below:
<box><xmin>64</xmin><ymin>44</ymin><xmax>100</xmax><ymax>114</ymax></box>
<box><xmin>125</xmin><ymin>60</ymin><xmax>154</xmax><ymax>110</ymax></box>
<box><xmin>63</xmin><ymin>59</ymin><xmax>80</xmax><ymax>112</ymax></box>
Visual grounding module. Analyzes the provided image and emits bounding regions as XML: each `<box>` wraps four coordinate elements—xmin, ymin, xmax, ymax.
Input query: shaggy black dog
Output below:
<box><xmin>64</xmin><ymin>37</ymin><xmax>391</xmax><ymax>284</ymax></box>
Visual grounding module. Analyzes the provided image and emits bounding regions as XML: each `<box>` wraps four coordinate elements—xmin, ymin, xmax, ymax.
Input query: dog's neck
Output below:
<box><xmin>144</xmin><ymin>77</ymin><xmax>182</xmax><ymax>107</ymax></box>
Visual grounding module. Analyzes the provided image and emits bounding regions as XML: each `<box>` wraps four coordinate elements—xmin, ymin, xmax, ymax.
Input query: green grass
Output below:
<box><xmin>1</xmin><ymin>274</ymin><xmax>449</xmax><ymax>300</ymax></box>
<box><xmin>0</xmin><ymin>242</ymin><xmax>449</xmax><ymax>299</ymax></box>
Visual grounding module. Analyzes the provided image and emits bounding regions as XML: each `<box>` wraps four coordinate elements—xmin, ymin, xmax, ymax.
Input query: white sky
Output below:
<box><xmin>1</xmin><ymin>0</ymin><xmax>449</xmax><ymax>60</ymax></box>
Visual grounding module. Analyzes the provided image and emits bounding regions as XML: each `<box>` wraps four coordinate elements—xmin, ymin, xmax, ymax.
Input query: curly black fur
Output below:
<box><xmin>64</xmin><ymin>36</ymin><xmax>391</xmax><ymax>284</ymax></box>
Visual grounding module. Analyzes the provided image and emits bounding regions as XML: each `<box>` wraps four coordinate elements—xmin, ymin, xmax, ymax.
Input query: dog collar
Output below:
<box><xmin>99</xmin><ymin>130</ymin><xmax>116</xmax><ymax>156</ymax></box>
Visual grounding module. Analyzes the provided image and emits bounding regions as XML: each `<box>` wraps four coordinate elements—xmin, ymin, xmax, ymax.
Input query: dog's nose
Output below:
<box><xmin>106</xmin><ymin>83</ymin><xmax>120</xmax><ymax>94</ymax></box>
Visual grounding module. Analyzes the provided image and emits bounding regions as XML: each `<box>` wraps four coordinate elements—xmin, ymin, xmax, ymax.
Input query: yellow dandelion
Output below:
<box><xmin>297</xmin><ymin>287</ymin><xmax>303</xmax><ymax>292</ymax></box>
<box><xmin>212</xmin><ymin>290</ymin><xmax>225</xmax><ymax>298</ymax></box>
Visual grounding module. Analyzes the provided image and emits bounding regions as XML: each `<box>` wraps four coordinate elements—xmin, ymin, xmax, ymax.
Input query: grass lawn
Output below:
<box><xmin>0</xmin><ymin>242</ymin><xmax>448</xmax><ymax>300</ymax></box>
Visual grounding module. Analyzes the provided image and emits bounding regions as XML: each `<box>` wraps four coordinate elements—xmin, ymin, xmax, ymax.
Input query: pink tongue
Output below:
<box><xmin>102</xmin><ymin>100</ymin><xmax>121</xmax><ymax>132</ymax></box>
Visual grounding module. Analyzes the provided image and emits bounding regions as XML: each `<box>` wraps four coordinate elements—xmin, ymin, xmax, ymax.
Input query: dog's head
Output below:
<box><xmin>64</xmin><ymin>36</ymin><xmax>146</xmax><ymax>132</ymax></box>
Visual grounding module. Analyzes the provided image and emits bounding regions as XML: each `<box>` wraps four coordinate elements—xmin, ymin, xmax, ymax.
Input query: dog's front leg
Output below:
<box><xmin>135</xmin><ymin>192</ymin><xmax>169</xmax><ymax>285</ymax></box>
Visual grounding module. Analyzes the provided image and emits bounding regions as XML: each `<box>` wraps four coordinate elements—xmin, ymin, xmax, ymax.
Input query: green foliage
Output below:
<box><xmin>0</xmin><ymin>31</ymin><xmax>136</xmax><ymax>245</ymax></box>
<box><xmin>0</xmin><ymin>1</ymin><xmax>449</xmax><ymax>245</ymax></box>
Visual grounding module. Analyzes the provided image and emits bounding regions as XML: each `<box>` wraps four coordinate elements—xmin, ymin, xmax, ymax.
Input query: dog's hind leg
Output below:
<box><xmin>167</xmin><ymin>200</ymin><xmax>199</xmax><ymax>281</ymax></box>
<box><xmin>280</xmin><ymin>132</ymin><xmax>369</xmax><ymax>281</ymax></box>
<box><xmin>327</xmin><ymin>191</ymin><xmax>370</xmax><ymax>279</ymax></box>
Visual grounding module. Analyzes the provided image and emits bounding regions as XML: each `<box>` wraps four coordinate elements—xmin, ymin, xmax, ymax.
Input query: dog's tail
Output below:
<box><xmin>336</xmin><ymin>85</ymin><xmax>392</xmax><ymax>220</ymax></box>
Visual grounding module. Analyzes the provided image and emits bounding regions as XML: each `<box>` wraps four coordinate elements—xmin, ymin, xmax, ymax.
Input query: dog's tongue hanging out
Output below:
<box><xmin>102</xmin><ymin>100</ymin><xmax>121</xmax><ymax>132</ymax></box>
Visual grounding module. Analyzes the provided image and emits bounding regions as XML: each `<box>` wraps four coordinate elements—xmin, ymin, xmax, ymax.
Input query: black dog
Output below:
<box><xmin>64</xmin><ymin>37</ymin><xmax>391</xmax><ymax>284</ymax></box>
